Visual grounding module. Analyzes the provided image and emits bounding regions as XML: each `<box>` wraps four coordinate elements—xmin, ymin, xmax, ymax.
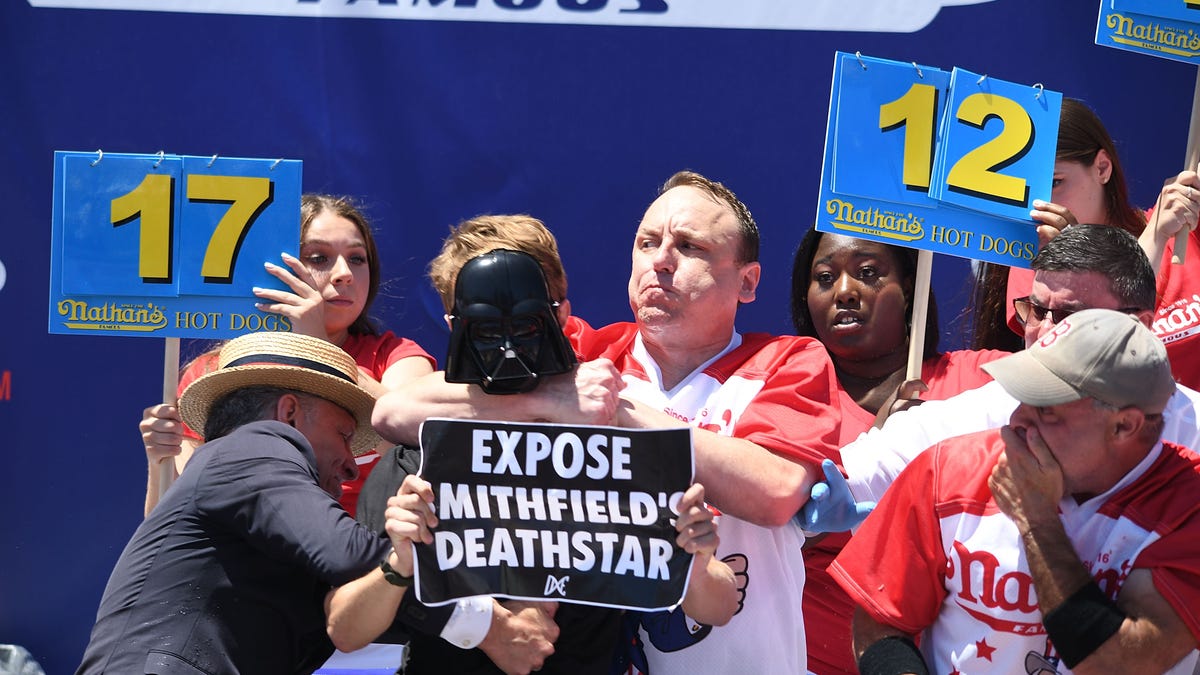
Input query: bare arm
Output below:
<box><xmin>675</xmin><ymin>483</ymin><xmax>738</xmax><ymax>626</ymax></box>
<box><xmin>616</xmin><ymin>398</ymin><xmax>815</xmax><ymax>527</ymax></box>
<box><xmin>1140</xmin><ymin>168</ymin><xmax>1199</xmax><ymax>275</ymax></box>
<box><xmin>325</xmin><ymin>475</ymin><xmax>435</xmax><ymax>651</ymax></box>
<box><xmin>141</xmin><ymin>404</ymin><xmax>200</xmax><ymax>516</ymax></box>
<box><xmin>373</xmin><ymin>359</ymin><xmax>623</xmax><ymax>446</ymax></box>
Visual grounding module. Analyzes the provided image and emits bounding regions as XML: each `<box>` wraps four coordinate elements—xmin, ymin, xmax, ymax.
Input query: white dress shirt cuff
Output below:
<box><xmin>439</xmin><ymin>595</ymin><xmax>493</xmax><ymax>649</ymax></box>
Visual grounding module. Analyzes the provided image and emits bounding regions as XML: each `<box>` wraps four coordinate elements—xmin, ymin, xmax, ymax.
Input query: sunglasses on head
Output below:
<box><xmin>1012</xmin><ymin>296</ymin><xmax>1142</xmax><ymax>327</ymax></box>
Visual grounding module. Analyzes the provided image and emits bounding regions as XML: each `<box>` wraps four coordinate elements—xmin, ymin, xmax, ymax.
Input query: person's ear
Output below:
<box><xmin>275</xmin><ymin>393</ymin><xmax>301</xmax><ymax>427</ymax></box>
<box><xmin>1094</xmin><ymin>148</ymin><xmax>1113</xmax><ymax>185</ymax></box>
<box><xmin>555</xmin><ymin>298</ymin><xmax>572</xmax><ymax>325</ymax></box>
<box><xmin>739</xmin><ymin>262</ymin><xmax>761</xmax><ymax>304</ymax></box>
<box><xmin>1110</xmin><ymin>406</ymin><xmax>1145</xmax><ymax>441</ymax></box>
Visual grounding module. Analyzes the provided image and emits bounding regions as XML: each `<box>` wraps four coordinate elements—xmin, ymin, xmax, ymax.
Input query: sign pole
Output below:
<box><xmin>1173</xmin><ymin>67</ymin><xmax>1200</xmax><ymax>265</ymax></box>
<box><xmin>905</xmin><ymin>250</ymin><xmax>933</xmax><ymax>381</ymax></box>
<box><xmin>156</xmin><ymin>337</ymin><xmax>180</xmax><ymax>501</ymax></box>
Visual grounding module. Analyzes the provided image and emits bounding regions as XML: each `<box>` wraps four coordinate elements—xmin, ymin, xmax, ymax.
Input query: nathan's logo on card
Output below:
<box><xmin>824</xmin><ymin>198</ymin><xmax>925</xmax><ymax>242</ymax></box>
<box><xmin>55</xmin><ymin>299</ymin><xmax>168</xmax><ymax>332</ymax></box>
<box><xmin>1104</xmin><ymin>12</ymin><xmax>1200</xmax><ymax>57</ymax></box>
<box><xmin>413</xmin><ymin>419</ymin><xmax>695</xmax><ymax>611</ymax></box>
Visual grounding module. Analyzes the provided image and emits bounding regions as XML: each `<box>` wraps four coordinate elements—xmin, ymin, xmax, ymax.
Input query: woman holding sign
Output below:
<box><xmin>971</xmin><ymin>98</ymin><xmax>1200</xmax><ymax>365</ymax></box>
<box><xmin>789</xmin><ymin>228</ymin><xmax>1006</xmax><ymax>675</ymax></box>
<box><xmin>139</xmin><ymin>193</ymin><xmax>434</xmax><ymax>517</ymax></box>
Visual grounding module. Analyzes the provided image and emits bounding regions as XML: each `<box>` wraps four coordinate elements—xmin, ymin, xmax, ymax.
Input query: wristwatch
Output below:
<box><xmin>379</xmin><ymin>557</ymin><xmax>413</xmax><ymax>586</ymax></box>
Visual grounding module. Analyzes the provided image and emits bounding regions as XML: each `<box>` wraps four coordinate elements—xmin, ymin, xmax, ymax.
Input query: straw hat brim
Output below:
<box><xmin>178</xmin><ymin>364</ymin><xmax>381</xmax><ymax>455</ymax></box>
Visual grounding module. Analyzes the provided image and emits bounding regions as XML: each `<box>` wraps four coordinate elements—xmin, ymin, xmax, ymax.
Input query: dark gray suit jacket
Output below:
<box><xmin>77</xmin><ymin>421</ymin><xmax>391</xmax><ymax>675</ymax></box>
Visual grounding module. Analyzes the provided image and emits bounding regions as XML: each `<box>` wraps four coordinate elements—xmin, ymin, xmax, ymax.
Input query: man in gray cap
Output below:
<box><xmin>829</xmin><ymin>309</ymin><xmax>1200</xmax><ymax>675</ymax></box>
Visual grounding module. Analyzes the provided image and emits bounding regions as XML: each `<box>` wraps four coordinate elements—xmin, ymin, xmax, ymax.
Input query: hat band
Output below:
<box><xmin>224</xmin><ymin>354</ymin><xmax>354</xmax><ymax>383</ymax></box>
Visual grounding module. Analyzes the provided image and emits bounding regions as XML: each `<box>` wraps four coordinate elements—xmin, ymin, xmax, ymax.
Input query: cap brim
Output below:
<box><xmin>178</xmin><ymin>365</ymin><xmax>380</xmax><ymax>455</ymax></box>
<box><xmin>981</xmin><ymin>351</ymin><xmax>1086</xmax><ymax>407</ymax></box>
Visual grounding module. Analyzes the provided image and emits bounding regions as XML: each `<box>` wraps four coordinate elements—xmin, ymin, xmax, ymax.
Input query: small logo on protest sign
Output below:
<box><xmin>544</xmin><ymin>575</ymin><xmax>570</xmax><ymax>597</ymax></box>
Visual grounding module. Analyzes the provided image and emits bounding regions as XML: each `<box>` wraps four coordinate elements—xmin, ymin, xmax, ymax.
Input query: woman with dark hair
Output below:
<box><xmin>139</xmin><ymin>193</ymin><xmax>435</xmax><ymax>517</ymax></box>
<box><xmin>971</xmin><ymin>97</ymin><xmax>1197</xmax><ymax>352</ymax></box>
<box><xmin>790</xmin><ymin>228</ymin><xmax>1006</xmax><ymax>674</ymax></box>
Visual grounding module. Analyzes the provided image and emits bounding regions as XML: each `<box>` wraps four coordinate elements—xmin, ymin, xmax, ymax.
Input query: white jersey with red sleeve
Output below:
<box><xmin>574</xmin><ymin>322</ymin><xmax>841</xmax><ymax>675</ymax></box>
<box><xmin>830</xmin><ymin>430</ymin><xmax>1200</xmax><ymax>675</ymax></box>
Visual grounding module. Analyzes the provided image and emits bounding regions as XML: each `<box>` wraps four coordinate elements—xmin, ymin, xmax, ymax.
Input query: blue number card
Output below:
<box><xmin>50</xmin><ymin>151</ymin><xmax>302</xmax><ymax>338</ymax></box>
<box><xmin>815</xmin><ymin>52</ymin><xmax>1062</xmax><ymax>268</ymax></box>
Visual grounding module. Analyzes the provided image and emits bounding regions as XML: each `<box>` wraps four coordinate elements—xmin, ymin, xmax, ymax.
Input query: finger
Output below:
<box><xmin>808</xmin><ymin>482</ymin><xmax>830</xmax><ymax>503</ymax></box>
<box><xmin>279</xmin><ymin>252</ymin><xmax>320</xmax><ymax>285</ymax></box>
<box><xmin>819</xmin><ymin>458</ymin><xmax>841</xmax><ymax>483</ymax></box>
<box><xmin>263</xmin><ymin>260</ymin><xmax>320</xmax><ymax>296</ymax></box>
<box><xmin>1021</xmin><ymin>425</ymin><xmax>1059</xmax><ymax>470</ymax></box>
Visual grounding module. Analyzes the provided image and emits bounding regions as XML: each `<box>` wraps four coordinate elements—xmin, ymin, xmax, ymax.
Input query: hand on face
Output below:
<box><xmin>255</xmin><ymin>252</ymin><xmax>330</xmax><ymax>341</ymax></box>
<box><xmin>989</xmin><ymin>424</ymin><xmax>1065</xmax><ymax>532</ymax></box>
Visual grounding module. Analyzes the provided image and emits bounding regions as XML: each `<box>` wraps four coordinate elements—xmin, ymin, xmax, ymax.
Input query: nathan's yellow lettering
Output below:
<box><xmin>928</xmin><ymin>224</ymin><xmax>973</xmax><ymax>249</ymax></box>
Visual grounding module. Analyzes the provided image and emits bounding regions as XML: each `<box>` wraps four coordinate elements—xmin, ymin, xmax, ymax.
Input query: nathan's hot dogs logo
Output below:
<box><xmin>825</xmin><ymin>198</ymin><xmax>925</xmax><ymax>241</ymax></box>
<box><xmin>824</xmin><ymin>197</ymin><xmax>1036</xmax><ymax>262</ymax></box>
<box><xmin>55</xmin><ymin>298</ymin><xmax>292</xmax><ymax>333</ymax></box>
<box><xmin>1105</xmin><ymin>12</ymin><xmax>1200</xmax><ymax>57</ymax></box>
<box><xmin>56</xmin><ymin>299</ymin><xmax>169</xmax><ymax>332</ymax></box>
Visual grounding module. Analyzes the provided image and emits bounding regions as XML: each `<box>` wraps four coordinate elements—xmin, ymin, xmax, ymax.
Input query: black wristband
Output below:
<box><xmin>858</xmin><ymin>635</ymin><xmax>929</xmax><ymax>675</ymax></box>
<box><xmin>379</xmin><ymin>557</ymin><xmax>413</xmax><ymax>586</ymax></box>
<box><xmin>1042</xmin><ymin>581</ymin><xmax>1125</xmax><ymax>668</ymax></box>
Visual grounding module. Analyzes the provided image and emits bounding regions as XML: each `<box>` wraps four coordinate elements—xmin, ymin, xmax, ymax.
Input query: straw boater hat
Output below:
<box><xmin>178</xmin><ymin>332</ymin><xmax>381</xmax><ymax>455</ymax></box>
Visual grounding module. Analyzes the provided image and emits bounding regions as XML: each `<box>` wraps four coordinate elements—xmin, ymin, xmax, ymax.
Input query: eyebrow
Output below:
<box><xmin>301</xmin><ymin>238</ymin><xmax>366</xmax><ymax>249</ymax></box>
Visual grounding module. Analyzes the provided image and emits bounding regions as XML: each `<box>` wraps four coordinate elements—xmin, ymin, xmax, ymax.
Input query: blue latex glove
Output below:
<box><xmin>797</xmin><ymin>459</ymin><xmax>876</xmax><ymax>533</ymax></box>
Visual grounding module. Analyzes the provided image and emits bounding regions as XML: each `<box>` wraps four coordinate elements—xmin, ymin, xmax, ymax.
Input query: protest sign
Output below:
<box><xmin>415</xmin><ymin>418</ymin><xmax>695</xmax><ymax>612</ymax></box>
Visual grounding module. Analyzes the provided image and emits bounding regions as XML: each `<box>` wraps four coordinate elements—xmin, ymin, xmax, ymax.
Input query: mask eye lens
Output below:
<box><xmin>511</xmin><ymin>316</ymin><xmax>542</xmax><ymax>340</ymax></box>
<box><xmin>470</xmin><ymin>322</ymin><xmax>504</xmax><ymax>342</ymax></box>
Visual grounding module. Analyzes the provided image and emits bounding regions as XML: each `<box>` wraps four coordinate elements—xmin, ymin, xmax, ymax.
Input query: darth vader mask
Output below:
<box><xmin>445</xmin><ymin>249</ymin><xmax>577</xmax><ymax>394</ymax></box>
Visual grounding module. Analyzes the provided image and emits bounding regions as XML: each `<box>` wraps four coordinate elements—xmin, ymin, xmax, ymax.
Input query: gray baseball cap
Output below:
<box><xmin>982</xmin><ymin>308</ymin><xmax>1176</xmax><ymax>414</ymax></box>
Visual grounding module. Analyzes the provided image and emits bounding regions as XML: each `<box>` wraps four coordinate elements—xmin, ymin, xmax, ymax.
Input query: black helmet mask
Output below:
<box><xmin>444</xmin><ymin>249</ymin><xmax>577</xmax><ymax>394</ymax></box>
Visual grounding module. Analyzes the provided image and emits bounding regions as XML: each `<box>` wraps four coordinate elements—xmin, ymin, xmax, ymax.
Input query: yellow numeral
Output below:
<box><xmin>945</xmin><ymin>93</ymin><xmax>1033</xmax><ymax>206</ymax></box>
<box><xmin>186</xmin><ymin>175</ymin><xmax>273</xmax><ymax>283</ymax></box>
<box><xmin>879</xmin><ymin>82</ymin><xmax>938</xmax><ymax>191</ymax></box>
<box><xmin>111</xmin><ymin>173</ymin><xmax>175</xmax><ymax>282</ymax></box>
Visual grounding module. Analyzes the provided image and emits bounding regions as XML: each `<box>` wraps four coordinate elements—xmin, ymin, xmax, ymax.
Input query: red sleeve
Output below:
<box><xmin>829</xmin><ymin>445</ymin><xmax>949</xmax><ymax>635</ymax></box>
<box><xmin>343</xmin><ymin>331</ymin><xmax>436</xmax><ymax>379</ymax></box>
<box><xmin>724</xmin><ymin>337</ymin><xmax>842</xmax><ymax>468</ymax></box>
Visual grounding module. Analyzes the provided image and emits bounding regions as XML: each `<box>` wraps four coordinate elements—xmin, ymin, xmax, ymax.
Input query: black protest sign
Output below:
<box><xmin>414</xmin><ymin>418</ymin><xmax>695</xmax><ymax>611</ymax></box>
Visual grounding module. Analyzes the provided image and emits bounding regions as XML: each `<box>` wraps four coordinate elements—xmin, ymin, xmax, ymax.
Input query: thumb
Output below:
<box><xmin>809</xmin><ymin>482</ymin><xmax>830</xmax><ymax>502</ymax></box>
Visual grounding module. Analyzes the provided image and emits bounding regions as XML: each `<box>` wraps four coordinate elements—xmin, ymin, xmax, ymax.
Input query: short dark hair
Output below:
<box><xmin>660</xmin><ymin>171</ymin><xmax>759</xmax><ymax>264</ymax></box>
<box><xmin>203</xmin><ymin>386</ymin><xmax>292</xmax><ymax>441</ymax></box>
<box><xmin>1031</xmin><ymin>224</ymin><xmax>1156</xmax><ymax>310</ymax></box>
